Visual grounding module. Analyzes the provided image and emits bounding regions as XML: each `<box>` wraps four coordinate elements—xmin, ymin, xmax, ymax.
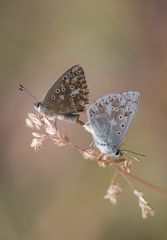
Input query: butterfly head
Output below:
<box><xmin>19</xmin><ymin>84</ymin><xmax>45</xmax><ymax>115</ymax></box>
<box><xmin>114</xmin><ymin>149</ymin><xmax>122</xmax><ymax>158</ymax></box>
<box><xmin>84</xmin><ymin>122</ymin><xmax>123</xmax><ymax>158</ymax></box>
<box><xmin>33</xmin><ymin>101</ymin><xmax>58</xmax><ymax>120</ymax></box>
<box><xmin>96</xmin><ymin>141</ymin><xmax>123</xmax><ymax>158</ymax></box>
<box><xmin>33</xmin><ymin>101</ymin><xmax>45</xmax><ymax>115</ymax></box>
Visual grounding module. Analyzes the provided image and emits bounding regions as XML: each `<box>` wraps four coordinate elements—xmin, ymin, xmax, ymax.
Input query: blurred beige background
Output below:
<box><xmin>1</xmin><ymin>1</ymin><xmax>167</xmax><ymax>239</ymax></box>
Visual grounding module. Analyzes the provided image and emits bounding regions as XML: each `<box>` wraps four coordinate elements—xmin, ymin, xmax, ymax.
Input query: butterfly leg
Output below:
<box><xmin>89</xmin><ymin>140</ymin><xmax>95</xmax><ymax>148</ymax></box>
<box><xmin>97</xmin><ymin>153</ymin><xmax>106</xmax><ymax>167</ymax></box>
<box><xmin>76</xmin><ymin>118</ymin><xmax>85</xmax><ymax>126</ymax></box>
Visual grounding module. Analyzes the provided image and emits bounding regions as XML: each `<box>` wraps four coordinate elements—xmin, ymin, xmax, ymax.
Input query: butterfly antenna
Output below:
<box><xmin>122</xmin><ymin>149</ymin><xmax>146</xmax><ymax>162</ymax></box>
<box><xmin>123</xmin><ymin>151</ymin><xmax>140</xmax><ymax>162</ymax></box>
<box><xmin>19</xmin><ymin>84</ymin><xmax>38</xmax><ymax>102</ymax></box>
<box><xmin>122</xmin><ymin>149</ymin><xmax>146</xmax><ymax>157</ymax></box>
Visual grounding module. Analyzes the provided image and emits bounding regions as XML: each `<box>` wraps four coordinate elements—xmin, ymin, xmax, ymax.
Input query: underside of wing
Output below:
<box><xmin>43</xmin><ymin>65</ymin><xmax>89</xmax><ymax>114</ymax></box>
<box><xmin>87</xmin><ymin>92</ymin><xmax>140</xmax><ymax>151</ymax></box>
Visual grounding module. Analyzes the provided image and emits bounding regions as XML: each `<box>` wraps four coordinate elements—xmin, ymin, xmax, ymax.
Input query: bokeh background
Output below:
<box><xmin>1</xmin><ymin>1</ymin><xmax>167</xmax><ymax>239</ymax></box>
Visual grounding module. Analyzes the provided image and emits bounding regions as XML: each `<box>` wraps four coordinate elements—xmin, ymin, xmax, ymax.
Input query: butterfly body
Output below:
<box><xmin>32</xmin><ymin>65</ymin><xmax>89</xmax><ymax>123</ymax></box>
<box><xmin>84</xmin><ymin>91</ymin><xmax>140</xmax><ymax>158</ymax></box>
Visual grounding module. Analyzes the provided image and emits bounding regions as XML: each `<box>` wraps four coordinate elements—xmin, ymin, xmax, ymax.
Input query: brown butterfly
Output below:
<box><xmin>19</xmin><ymin>65</ymin><xmax>89</xmax><ymax>125</ymax></box>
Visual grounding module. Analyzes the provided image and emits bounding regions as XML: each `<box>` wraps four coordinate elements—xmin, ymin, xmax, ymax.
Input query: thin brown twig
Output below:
<box><xmin>70</xmin><ymin>140</ymin><xmax>167</xmax><ymax>196</ymax></box>
<box><xmin>118</xmin><ymin>168</ymin><xmax>136</xmax><ymax>191</ymax></box>
<box><xmin>69</xmin><ymin>140</ymin><xmax>167</xmax><ymax>196</ymax></box>
<box><xmin>115</xmin><ymin>166</ymin><xmax>167</xmax><ymax>196</ymax></box>
<box><xmin>27</xmin><ymin>113</ymin><xmax>167</xmax><ymax>197</ymax></box>
<box><xmin>111</xmin><ymin>171</ymin><xmax>119</xmax><ymax>185</ymax></box>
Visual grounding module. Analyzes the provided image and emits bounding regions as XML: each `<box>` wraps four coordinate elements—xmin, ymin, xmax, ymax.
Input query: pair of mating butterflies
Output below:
<box><xmin>20</xmin><ymin>65</ymin><xmax>140</xmax><ymax>158</ymax></box>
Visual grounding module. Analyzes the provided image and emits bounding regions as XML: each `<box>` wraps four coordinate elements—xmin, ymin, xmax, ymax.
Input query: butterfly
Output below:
<box><xmin>84</xmin><ymin>91</ymin><xmax>140</xmax><ymax>158</ymax></box>
<box><xmin>19</xmin><ymin>65</ymin><xmax>89</xmax><ymax>124</ymax></box>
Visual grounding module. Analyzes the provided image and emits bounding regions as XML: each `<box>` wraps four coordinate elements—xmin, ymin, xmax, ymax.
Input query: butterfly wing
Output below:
<box><xmin>86</xmin><ymin>91</ymin><xmax>140</xmax><ymax>152</ymax></box>
<box><xmin>42</xmin><ymin>65</ymin><xmax>89</xmax><ymax>114</ymax></box>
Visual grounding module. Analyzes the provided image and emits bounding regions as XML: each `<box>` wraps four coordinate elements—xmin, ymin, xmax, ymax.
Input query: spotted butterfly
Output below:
<box><xmin>20</xmin><ymin>65</ymin><xmax>89</xmax><ymax>123</ymax></box>
<box><xmin>84</xmin><ymin>91</ymin><xmax>140</xmax><ymax>158</ymax></box>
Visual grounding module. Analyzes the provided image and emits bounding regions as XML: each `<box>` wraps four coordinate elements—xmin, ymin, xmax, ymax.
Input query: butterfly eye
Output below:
<box><xmin>115</xmin><ymin>149</ymin><xmax>121</xmax><ymax>156</ymax></box>
<box><xmin>119</xmin><ymin>115</ymin><xmax>123</xmax><ymax>119</ymax></box>
<box><xmin>117</xmin><ymin>131</ymin><xmax>121</xmax><ymax>135</ymax></box>
<box><xmin>115</xmin><ymin>107</ymin><xmax>119</xmax><ymax>112</ymax></box>
<box><xmin>61</xmin><ymin>88</ymin><xmax>66</xmax><ymax>92</ymax></box>
<box><xmin>57</xmin><ymin>99</ymin><xmax>61</xmax><ymax>104</ymax></box>
<box><xmin>121</xmin><ymin>124</ymin><xmax>125</xmax><ymax>128</ymax></box>
<box><xmin>36</xmin><ymin>102</ymin><xmax>40</xmax><ymax>108</ymax></box>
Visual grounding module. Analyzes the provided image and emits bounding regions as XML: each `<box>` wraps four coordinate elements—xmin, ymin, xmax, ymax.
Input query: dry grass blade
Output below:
<box><xmin>24</xmin><ymin>112</ymin><xmax>167</xmax><ymax>219</ymax></box>
<box><xmin>104</xmin><ymin>183</ymin><xmax>122</xmax><ymax>205</ymax></box>
<box><xmin>134</xmin><ymin>190</ymin><xmax>155</xmax><ymax>219</ymax></box>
